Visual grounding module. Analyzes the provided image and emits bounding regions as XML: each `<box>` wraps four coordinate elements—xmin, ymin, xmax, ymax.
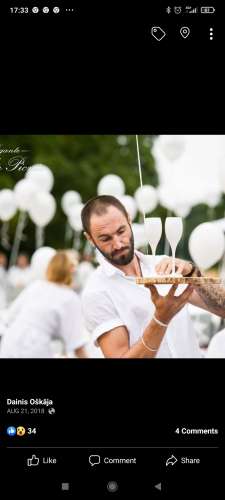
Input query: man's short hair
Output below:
<box><xmin>81</xmin><ymin>195</ymin><xmax>129</xmax><ymax>234</ymax></box>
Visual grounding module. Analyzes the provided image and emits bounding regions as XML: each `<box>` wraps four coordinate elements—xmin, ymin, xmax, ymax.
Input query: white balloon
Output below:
<box><xmin>119</xmin><ymin>195</ymin><xmax>137</xmax><ymax>221</ymax></box>
<box><xmin>158</xmin><ymin>184</ymin><xmax>192</xmax><ymax>215</ymax></box>
<box><xmin>29</xmin><ymin>192</ymin><xmax>56</xmax><ymax>227</ymax></box>
<box><xmin>211</xmin><ymin>218</ymin><xmax>225</xmax><ymax>232</ymax></box>
<box><xmin>14</xmin><ymin>179</ymin><xmax>39</xmax><ymax>211</ymax></box>
<box><xmin>117</xmin><ymin>135</ymin><xmax>128</xmax><ymax>146</ymax></box>
<box><xmin>173</xmin><ymin>204</ymin><xmax>191</xmax><ymax>218</ymax></box>
<box><xmin>0</xmin><ymin>189</ymin><xmax>17</xmax><ymax>221</ymax></box>
<box><xmin>189</xmin><ymin>222</ymin><xmax>225</xmax><ymax>270</ymax></box>
<box><xmin>157</xmin><ymin>135</ymin><xmax>186</xmax><ymax>162</ymax></box>
<box><xmin>154</xmin><ymin>136</ymin><xmax>224</xmax><ymax>209</ymax></box>
<box><xmin>204</xmin><ymin>187</ymin><xmax>221</xmax><ymax>208</ymax></box>
<box><xmin>69</xmin><ymin>203</ymin><xmax>84</xmax><ymax>232</ymax></box>
<box><xmin>61</xmin><ymin>191</ymin><xmax>82</xmax><ymax>216</ymax></box>
<box><xmin>26</xmin><ymin>164</ymin><xmax>54</xmax><ymax>192</ymax></box>
<box><xmin>134</xmin><ymin>185</ymin><xmax>158</xmax><ymax>214</ymax></box>
<box><xmin>31</xmin><ymin>246</ymin><xmax>56</xmax><ymax>280</ymax></box>
<box><xmin>97</xmin><ymin>174</ymin><xmax>125</xmax><ymax>196</ymax></box>
<box><xmin>132</xmin><ymin>223</ymin><xmax>148</xmax><ymax>249</ymax></box>
<box><xmin>219</xmin><ymin>162</ymin><xmax>225</xmax><ymax>194</ymax></box>
<box><xmin>158</xmin><ymin>185</ymin><xmax>176</xmax><ymax>211</ymax></box>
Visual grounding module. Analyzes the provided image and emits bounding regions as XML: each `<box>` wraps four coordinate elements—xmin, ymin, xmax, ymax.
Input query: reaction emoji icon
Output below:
<box><xmin>17</xmin><ymin>426</ymin><xmax>26</xmax><ymax>436</ymax></box>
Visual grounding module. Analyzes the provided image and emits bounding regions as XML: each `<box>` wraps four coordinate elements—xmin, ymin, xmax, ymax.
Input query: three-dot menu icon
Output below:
<box><xmin>209</xmin><ymin>28</ymin><xmax>214</xmax><ymax>40</ymax></box>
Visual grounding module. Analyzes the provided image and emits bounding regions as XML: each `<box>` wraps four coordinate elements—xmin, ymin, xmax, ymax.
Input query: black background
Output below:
<box><xmin>0</xmin><ymin>0</ymin><xmax>224</xmax><ymax>497</ymax></box>
<box><xmin>0</xmin><ymin>0</ymin><xmax>223</xmax><ymax>133</ymax></box>
<box><xmin>1</xmin><ymin>361</ymin><xmax>224</xmax><ymax>497</ymax></box>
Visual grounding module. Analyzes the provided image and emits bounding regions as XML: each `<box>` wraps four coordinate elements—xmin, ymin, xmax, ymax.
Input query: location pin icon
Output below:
<box><xmin>180</xmin><ymin>27</ymin><xmax>190</xmax><ymax>39</ymax></box>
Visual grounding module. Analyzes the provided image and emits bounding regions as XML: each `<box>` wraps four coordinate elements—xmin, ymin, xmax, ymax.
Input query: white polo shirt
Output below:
<box><xmin>0</xmin><ymin>280</ymin><xmax>88</xmax><ymax>358</ymax></box>
<box><xmin>82</xmin><ymin>251</ymin><xmax>201</xmax><ymax>358</ymax></box>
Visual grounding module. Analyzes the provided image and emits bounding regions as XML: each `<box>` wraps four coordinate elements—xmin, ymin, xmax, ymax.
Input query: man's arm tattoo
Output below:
<box><xmin>197</xmin><ymin>285</ymin><xmax>225</xmax><ymax>315</ymax></box>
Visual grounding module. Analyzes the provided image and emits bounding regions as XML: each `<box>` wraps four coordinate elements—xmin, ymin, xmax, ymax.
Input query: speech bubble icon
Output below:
<box><xmin>89</xmin><ymin>455</ymin><xmax>101</xmax><ymax>466</ymax></box>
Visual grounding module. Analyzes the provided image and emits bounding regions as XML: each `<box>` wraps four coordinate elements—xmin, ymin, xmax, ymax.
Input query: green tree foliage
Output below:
<box><xmin>0</xmin><ymin>135</ymin><xmax>157</xmax><ymax>254</ymax></box>
<box><xmin>1</xmin><ymin>135</ymin><xmax>224</xmax><ymax>262</ymax></box>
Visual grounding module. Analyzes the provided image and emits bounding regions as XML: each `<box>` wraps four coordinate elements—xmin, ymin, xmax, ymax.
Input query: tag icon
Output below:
<box><xmin>151</xmin><ymin>27</ymin><xmax>166</xmax><ymax>41</ymax></box>
<box><xmin>180</xmin><ymin>27</ymin><xmax>190</xmax><ymax>38</ymax></box>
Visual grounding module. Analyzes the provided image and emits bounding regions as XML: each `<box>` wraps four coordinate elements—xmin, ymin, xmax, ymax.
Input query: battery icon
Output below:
<box><xmin>201</xmin><ymin>7</ymin><xmax>215</xmax><ymax>13</ymax></box>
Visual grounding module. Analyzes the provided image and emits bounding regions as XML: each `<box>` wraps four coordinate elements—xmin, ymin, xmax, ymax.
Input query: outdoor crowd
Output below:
<box><xmin>0</xmin><ymin>249</ymin><xmax>102</xmax><ymax>358</ymax></box>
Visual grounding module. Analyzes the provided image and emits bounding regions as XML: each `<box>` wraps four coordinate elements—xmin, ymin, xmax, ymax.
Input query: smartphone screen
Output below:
<box><xmin>0</xmin><ymin>1</ymin><xmax>224</xmax><ymax>497</ymax></box>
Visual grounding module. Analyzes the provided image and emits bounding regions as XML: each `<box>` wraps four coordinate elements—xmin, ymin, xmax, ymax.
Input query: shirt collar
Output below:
<box><xmin>96</xmin><ymin>249</ymin><xmax>147</xmax><ymax>277</ymax></box>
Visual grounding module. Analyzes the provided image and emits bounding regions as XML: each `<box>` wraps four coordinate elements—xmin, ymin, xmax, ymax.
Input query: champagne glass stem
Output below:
<box><xmin>172</xmin><ymin>247</ymin><xmax>176</xmax><ymax>275</ymax></box>
<box><xmin>151</xmin><ymin>245</ymin><xmax>157</xmax><ymax>274</ymax></box>
<box><xmin>153</xmin><ymin>250</ymin><xmax>156</xmax><ymax>274</ymax></box>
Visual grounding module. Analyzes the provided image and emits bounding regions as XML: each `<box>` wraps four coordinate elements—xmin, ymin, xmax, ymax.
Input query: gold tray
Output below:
<box><xmin>136</xmin><ymin>276</ymin><xmax>223</xmax><ymax>285</ymax></box>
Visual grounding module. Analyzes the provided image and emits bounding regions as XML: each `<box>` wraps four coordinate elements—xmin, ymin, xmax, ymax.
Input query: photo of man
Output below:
<box><xmin>1</xmin><ymin>134</ymin><xmax>225</xmax><ymax>359</ymax></box>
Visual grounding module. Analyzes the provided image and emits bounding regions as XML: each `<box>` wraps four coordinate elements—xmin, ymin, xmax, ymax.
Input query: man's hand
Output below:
<box><xmin>155</xmin><ymin>257</ymin><xmax>193</xmax><ymax>276</ymax></box>
<box><xmin>145</xmin><ymin>283</ymin><xmax>194</xmax><ymax>324</ymax></box>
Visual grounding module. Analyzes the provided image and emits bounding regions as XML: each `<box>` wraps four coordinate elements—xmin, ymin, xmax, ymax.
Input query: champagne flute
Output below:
<box><xmin>165</xmin><ymin>217</ymin><xmax>183</xmax><ymax>276</ymax></box>
<box><xmin>144</xmin><ymin>217</ymin><xmax>162</xmax><ymax>275</ymax></box>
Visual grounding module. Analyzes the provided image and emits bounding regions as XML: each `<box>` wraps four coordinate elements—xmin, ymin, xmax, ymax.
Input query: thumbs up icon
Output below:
<box><xmin>27</xmin><ymin>455</ymin><xmax>40</xmax><ymax>467</ymax></box>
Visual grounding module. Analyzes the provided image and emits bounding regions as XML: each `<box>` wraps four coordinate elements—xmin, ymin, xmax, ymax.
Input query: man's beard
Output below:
<box><xmin>94</xmin><ymin>229</ymin><xmax>135</xmax><ymax>266</ymax></box>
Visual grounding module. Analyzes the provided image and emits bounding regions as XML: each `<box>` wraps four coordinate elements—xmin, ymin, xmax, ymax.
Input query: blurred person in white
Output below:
<box><xmin>66</xmin><ymin>249</ymin><xmax>81</xmax><ymax>293</ymax></box>
<box><xmin>65</xmin><ymin>249</ymin><xmax>102</xmax><ymax>357</ymax></box>
<box><xmin>0</xmin><ymin>252</ymin><xmax>8</xmax><ymax>310</ymax></box>
<box><xmin>7</xmin><ymin>252</ymin><xmax>32</xmax><ymax>302</ymax></box>
<box><xmin>0</xmin><ymin>250</ymin><xmax>88</xmax><ymax>358</ymax></box>
<box><xmin>75</xmin><ymin>259</ymin><xmax>95</xmax><ymax>293</ymax></box>
<box><xmin>65</xmin><ymin>249</ymin><xmax>95</xmax><ymax>294</ymax></box>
